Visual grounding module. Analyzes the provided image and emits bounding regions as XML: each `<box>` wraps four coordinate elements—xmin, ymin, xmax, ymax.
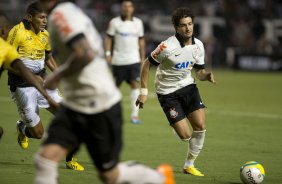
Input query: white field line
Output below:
<box><xmin>1</xmin><ymin>95</ymin><xmax>282</xmax><ymax>120</ymax></box>
<box><xmin>121</xmin><ymin>95</ymin><xmax>282</xmax><ymax>120</ymax></box>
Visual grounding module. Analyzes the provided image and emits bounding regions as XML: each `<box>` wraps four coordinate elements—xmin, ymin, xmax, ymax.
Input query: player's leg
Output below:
<box><xmin>34</xmin><ymin>105</ymin><xmax>80</xmax><ymax>184</ymax></box>
<box><xmin>34</xmin><ymin>144</ymin><xmax>67</xmax><ymax>184</ymax></box>
<box><xmin>128</xmin><ymin>63</ymin><xmax>141</xmax><ymax>124</ymax></box>
<box><xmin>181</xmin><ymin>85</ymin><xmax>206</xmax><ymax>176</ymax></box>
<box><xmin>37</xmin><ymin>88</ymin><xmax>84</xmax><ymax>171</ymax></box>
<box><xmin>12</xmin><ymin>87</ymin><xmax>44</xmax><ymax>149</ymax></box>
<box><xmin>99</xmin><ymin>161</ymin><xmax>175</xmax><ymax>184</ymax></box>
<box><xmin>85</xmin><ymin>102</ymin><xmax>174</xmax><ymax>184</ymax></box>
<box><xmin>182</xmin><ymin>108</ymin><xmax>206</xmax><ymax>176</ymax></box>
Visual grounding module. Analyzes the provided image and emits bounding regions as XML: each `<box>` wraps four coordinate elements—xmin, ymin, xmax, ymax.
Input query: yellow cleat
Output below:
<box><xmin>183</xmin><ymin>166</ymin><xmax>204</xmax><ymax>176</ymax></box>
<box><xmin>17</xmin><ymin>129</ymin><xmax>28</xmax><ymax>149</ymax></box>
<box><xmin>157</xmin><ymin>164</ymin><xmax>175</xmax><ymax>184</ymax></box>
<box><xmin>66</xmin><ymin>158</ymin><xmax>85</xmax><ymax>171</ymax></box>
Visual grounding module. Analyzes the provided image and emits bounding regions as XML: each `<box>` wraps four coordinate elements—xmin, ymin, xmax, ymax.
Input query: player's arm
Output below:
<box><xmin>45</xmin><ymin>51</ymin><xmax>58</xmax><ymax>72</ymax></box>
<box><xmin>195</xmin><ymin>68</ymin><xmax>216</xmax><ymax>84</ymax></box>
<box><xmin>136</xmin><ymin>58</ymin><xmax>152</xmax><ymax>109</ymax></box>
<box><xmin>104</xmin><ymin>35</ymin><xmax>113</xmax><ymax>63</ymax></box>
<box><xmin>44</xmin><ymin>34</ymin><xmax>95</xmax><ymax>90</ymax></box>
<box><xmin>10</xmin><ymin>59</ymin><xmax>59</xmax><ymax>109</ymax></box>
<box><xmin>139</xmin><ymin>37</ymin><xmax>146</xmax><ymax>64</ymax></box>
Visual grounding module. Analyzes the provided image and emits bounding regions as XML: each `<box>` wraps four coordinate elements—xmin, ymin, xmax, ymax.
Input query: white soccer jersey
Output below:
<box><xmin>149</xmin><ymin>35</ymin><xmax>205</xmax><ymax>95</ymax></box>
<box><xmin>48</xmin><ymin>2</ymin><xmax>121</xmax><ymax>114</ymax></box>
<box><xmin>107</xmin><ymin>16</ymin><xmax>144</xmax><ymax>65</ymax></box>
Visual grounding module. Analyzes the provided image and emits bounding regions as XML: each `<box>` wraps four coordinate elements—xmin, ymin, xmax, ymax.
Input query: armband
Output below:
<box><xmin>105</xmin><ymin>51</ymin><xmax>111</xmax><ymax>57</ymax></box>
<box><xmin>140</xmin><ymin>88</ymin><xmax>148</xmax><ymax>95</ymax></box>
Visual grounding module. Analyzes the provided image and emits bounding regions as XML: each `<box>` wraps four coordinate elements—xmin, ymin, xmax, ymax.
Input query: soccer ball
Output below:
<box><xmin>240</xmin><ymin>161</ymin><xmax>265</xmax><ymax>184</ymax></box>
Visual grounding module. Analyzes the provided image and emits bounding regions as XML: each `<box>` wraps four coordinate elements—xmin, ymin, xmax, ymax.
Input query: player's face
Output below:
<box><xmin>175</xmin><ymin>17</ymin><xmax>194</xmax><ymax>40</ymax></box>
<box><xmin>29</xmin><ymin>12</ymin><xmax>47</xmax><ymax>33</ymax></box>
<box><xmin>121</xmin><ymin>1</ymin><xmax>134</xmax><ymax>18</ymax></box>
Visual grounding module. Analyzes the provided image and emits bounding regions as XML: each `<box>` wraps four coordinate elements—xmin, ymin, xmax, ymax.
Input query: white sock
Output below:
<box><xmin>34</xmin><ymin>154</ymin><xmax>58</xmax><ymax>184</ymax></box>
<box><xmin>184</xmin><ymin>130</ymin><xmax>206</xmax><ymax>168</ymax></box>
<box><xmin>131</xmin><ymin>89</ymin><xmax>140</xmax><ymax>118</ymax></box>
<box><xmin>115</xmin><ymin>161</ymin><xmax>164</xmax><ymax>184</ymax></box>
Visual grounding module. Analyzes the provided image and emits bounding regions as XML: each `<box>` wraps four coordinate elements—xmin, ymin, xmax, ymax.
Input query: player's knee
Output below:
<box><xmin>193</xmin><ymin>124</ymin><xmax>206</xmax><ymax>131</ymax></box>
<box><xmin>179</xmin><ymin>133</ymin><xmax>191</xmax><ymax>141</ymax></box>
<box><xmin>30</xmin><ymin>127</ymin><xmax>44</xmax><ymax>139</ymax></box>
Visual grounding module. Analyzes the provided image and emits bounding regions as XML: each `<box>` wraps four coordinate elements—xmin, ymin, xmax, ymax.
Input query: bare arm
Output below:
<box><xmin>10</xmin><ymin>59</ymin><xmax>59</xmax><ymax>109</ymax></box>
<box><xmin>136</xmin><ymin>58</ymin><xmax>152</xmax><ymax>109</ymax></box>
<box><xmin>104</xmin><ymin>35</ymin><xmax>113</xmax><ymax>63</ymax></box>
<box><xmin>45</xmin><ymin>52</ymin><xmax>58</xmax><ymax>72</ymax></box>
<box><xmin>44</xmin><ymin>36</ymin><xmax>96</xmax><ymax>90</ymax></box>
<box><xmin>195</xmin><ymin>68</ymin><xmax>216</xmax><ymax>84</ymax></box>
<box><xmin>139</xmin><ymin>37</ymin><xmax>146</xmax><ymax>64</ymax></box>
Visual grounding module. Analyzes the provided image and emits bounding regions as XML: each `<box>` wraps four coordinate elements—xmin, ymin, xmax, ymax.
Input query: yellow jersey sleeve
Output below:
<box><xmin>7</xmin><ymin>23</ymin><xmax>22</xmax><ymax>50</ymax></box>
<box><xmin>0</xmin><ymin>38</ymin><xmax>20</xmax><ymax>70</ymax></box>
<box><xmin>44</xmin><ymin>31</ymin><xmax>52</xmax><ymax>52</ymax></box>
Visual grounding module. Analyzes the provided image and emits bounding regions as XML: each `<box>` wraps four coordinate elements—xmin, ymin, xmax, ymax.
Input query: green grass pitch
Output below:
<box><xmin>0</xmin><ymin>69</ymin><xmax>282</xmax><ymax>183</ymax></box>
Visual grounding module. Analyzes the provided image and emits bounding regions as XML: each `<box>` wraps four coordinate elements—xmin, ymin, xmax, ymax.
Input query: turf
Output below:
<box><xmin>0</xmin><ymin>69</ymin><xmax>282</xmax><ymax>184</ymax></box>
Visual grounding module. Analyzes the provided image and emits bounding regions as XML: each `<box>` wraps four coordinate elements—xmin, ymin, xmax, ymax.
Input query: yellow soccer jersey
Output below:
<box><xmin>0</xmin><ymin>37</ymin><xmax>19</xmax><ymax>73</ymax></box>
<box><xmin>7</xmin><ymin>20</ymin><xmax>51</xmax><ymax>73</ymax></box>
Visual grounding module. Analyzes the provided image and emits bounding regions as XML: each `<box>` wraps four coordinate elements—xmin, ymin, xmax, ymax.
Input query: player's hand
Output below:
<box><xmin>136</xmin><ymin>94</ymin><xmax>147</xmax><ymax>109</ymax></box>
<box><xmin>207</xmin><ymin>72</ymin><xmax>216</xmax><ymax>84</ymax></box>
<box><xmin>105</xmin><ymin>55</ymin><xmax>112</xmax><ymax>64</ymax></box>
<box><xmin>44</xmin><ymin>74</ymin><xmax>59</xmax><ymax>90</ymax></box>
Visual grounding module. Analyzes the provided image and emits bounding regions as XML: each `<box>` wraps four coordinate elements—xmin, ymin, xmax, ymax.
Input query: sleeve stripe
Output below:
<box><xmin>193</xmin><ymin>64</ymin><xmax>205</xmax><ymax>69</ymax></box>
<box><xmin>66</xmin><ymin>33</ymin><xmax>85</xmax><ymax>48</ymax></box>
<box><xmin>106</xmin><ymin>33</ymin><xmax>114</xmax><ymax>38</ymax></box>
<box><xmin>148</xmin><ymin>55</ymin><xmax>160</xmax><ymax>66</ymax></box>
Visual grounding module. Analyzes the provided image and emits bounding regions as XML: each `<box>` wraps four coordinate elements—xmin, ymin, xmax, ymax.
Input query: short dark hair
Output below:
<box><xmin>121</xmin><ymin>0</ymin><xmax>133</xmax><ymax>4</ymax></box>
<box><xmin>26</xmin><ymin>1</ymin><xmax>46</xmax><ymax>16</ymax></box>
<box><xmin>172</xmin><ymin>7</ymin><xmax>194</xmax><ymax>27</ymax></box>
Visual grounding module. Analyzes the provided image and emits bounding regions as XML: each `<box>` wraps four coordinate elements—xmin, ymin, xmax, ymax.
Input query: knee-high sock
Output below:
<box><xmin>34</xmin><ymin>155</ymin><xmax>58</xmax><ymax>184</ymax></box>
<box><xmin>131</xmin><ymin>89</ymin><xmax>140</xmax><ymax>118</ymax></box>
<box><xmin>115</xmin><ymin>161</ymin><xmax>164</xmax><ymax>184</ymax></box>
<box><xmin>184</xmin><ymin>130</ymin><xmax>206</xmax><ymax>168</ymax></box>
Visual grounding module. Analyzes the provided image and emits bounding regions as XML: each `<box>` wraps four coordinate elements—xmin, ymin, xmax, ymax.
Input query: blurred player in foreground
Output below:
<box><xmin>105</xmin><ymin>0</ymin><xmax>145</xmax><ymax>124</ymax></box>
<box><xmin>34</xmin><ymin>0</ymin><xmax>175</xmax><ymax>184</ymax></box>
<box><xmin>136</xmin><ymin>7</ymin><xmax>216</xmax><ymax>176</ymax></box>
<box><xmin>0</xmin><ymin>14</ymin><xmax>58</xmax><ymax>141</ymax></box>
<box><xmin>6</xmin><ymin>2</ymin><xmax>84</xmax><ymax>170</ymax></box>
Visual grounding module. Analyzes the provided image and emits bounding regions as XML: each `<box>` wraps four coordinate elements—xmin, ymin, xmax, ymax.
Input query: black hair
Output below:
<box><xmin>172</xmin><ymin>7</ymin><xmax>194</xmax><ymax>27</ymax></box>
<box><xmin>26</xmin><ymin>1</ymin><xmax>46</xmax><ymax>16</ymax></box>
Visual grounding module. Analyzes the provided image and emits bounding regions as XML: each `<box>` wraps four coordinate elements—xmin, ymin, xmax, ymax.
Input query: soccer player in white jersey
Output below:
<box><xmin>136</xmin><ymin>7</ymin><xmax>216</xmax><ymax>176</ymax></box>
<box><xmin>6</xmin><ymin>2</ymin><xmax>84</xmax><ymax>171</ymax></box>
<box><xmin>105</xmin><ymin>0</ymin><xmax>145</xmax><ymax>124</ymax></box>
<box><xmin>35</xmin><ymin>1</ymin><xmax>175</xmax><ymax>184</ymax></box>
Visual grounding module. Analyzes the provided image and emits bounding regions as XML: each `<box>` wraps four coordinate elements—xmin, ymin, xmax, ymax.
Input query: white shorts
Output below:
<box><xmin>11</xmin><ymin>87</ymin><xmax>62</xmax><ymax>127</ymax></box>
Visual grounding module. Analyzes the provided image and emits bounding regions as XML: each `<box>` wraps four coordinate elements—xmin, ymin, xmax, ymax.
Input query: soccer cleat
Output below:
<box><xmin>66</xmin><ymin>158</ymin><xmax>85</xmax><ymax>171</ymax></box>
<box><xmin>157</xmin><ymin>164</ymin><xmax>175</xmax><ymax>184</ymax></box>
<box><xmin>16</xmin><ymin>121</ymin><xmax>28</xmax><ymax>149</ymax></box>
<box><xmin>131</xmin><ymin>116</ymin><xmax>141</xmax><ymax>124</ymax></box>
<box><xmin>183</xmin><ymin>166</ymin><xmax>204</xmax><ymax>176</ymax></box>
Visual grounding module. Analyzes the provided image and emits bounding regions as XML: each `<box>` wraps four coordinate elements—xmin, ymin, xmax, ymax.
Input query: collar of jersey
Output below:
<box><xmin>175</xmin><ymin>33</ymin><xmax>195</xmax><ymax>48</ymax></box>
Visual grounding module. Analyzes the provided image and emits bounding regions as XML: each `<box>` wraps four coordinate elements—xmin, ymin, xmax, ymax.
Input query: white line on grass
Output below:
<box><xmin>1</xmin><ymin>95</ymin><xmax>281</xmax><ymax>120</ymax></box>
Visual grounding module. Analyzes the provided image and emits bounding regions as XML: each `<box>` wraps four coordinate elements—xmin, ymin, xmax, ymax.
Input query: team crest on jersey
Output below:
<box><xmin>42</xmin><ymin>37</ymin><xmax>46</xmax><ymax>43</ymax></box>
<box><xmin>169</xmin><ymin>108</ymin><xmax>178</xmax><ymax>119</ymax></box>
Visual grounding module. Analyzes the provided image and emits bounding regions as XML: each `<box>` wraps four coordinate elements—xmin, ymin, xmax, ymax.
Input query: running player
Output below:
<box><xmin>136</xmin><ymin>7</ymin><xmax>216</xmax><ymax>176</ymax></box>
<box><xmin>34</xmin><ymin>1</ymin><xmax>175</xmax><ymax>184</ymax></box>
<box><xmin>0</xmin><ymin>36</ymin><xmax>58</xmax><ymax>140</ymax></box>
<box><xmin>6</xmin><ymin>2</ymin><xmax>84</xmax><ymax>170</ymax></box>
<box><xmin>105</xmin><ymin>0</ymin><xmax>145</xmax><ymax>124</ymax></box>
